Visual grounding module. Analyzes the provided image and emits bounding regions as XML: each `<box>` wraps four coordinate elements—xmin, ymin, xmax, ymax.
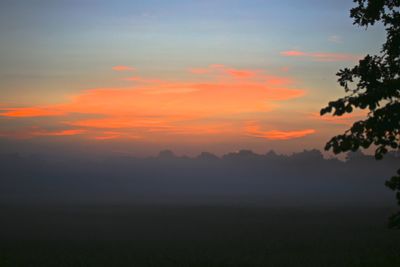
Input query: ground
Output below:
<box><xmin>1</xmin><ymin>205</ymin><xmax>400</xmax><ymax>266</ymax></box>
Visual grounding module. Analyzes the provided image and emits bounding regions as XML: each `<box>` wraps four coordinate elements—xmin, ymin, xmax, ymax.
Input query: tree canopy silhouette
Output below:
<box><xmin>320</xmin><ymin>0</ymin><xmax>400</xmax><ymax>228</ymax></box>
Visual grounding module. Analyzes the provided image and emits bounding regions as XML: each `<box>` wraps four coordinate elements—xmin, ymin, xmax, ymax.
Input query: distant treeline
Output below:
<box><xmin>0</xmin><ymin>149</ymin><xmax>398</xmax><ymax>206</ymax></box>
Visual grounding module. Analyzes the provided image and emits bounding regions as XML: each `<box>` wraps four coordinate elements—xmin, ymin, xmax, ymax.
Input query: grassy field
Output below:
<box><xmin>1</xmin><ymin>205</ymin><xmax>400</xmax><ymax>266</ymax></box>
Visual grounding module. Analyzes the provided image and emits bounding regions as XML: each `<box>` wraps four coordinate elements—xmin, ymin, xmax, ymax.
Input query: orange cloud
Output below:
<box><xmin>0</xmin><ymin>107</ymin><xmax>65</xmax><ymax>117</ymax></box>
<box><xmin>1</xmin><ymin>65</ymin><xmax>307</xmax><ymax>141</ymax></box>
<box><xmin>311</xmin><ymin>110</ymin><xmax>367</xmax><ymax>126</ymax></box>
<box><xmin>224</xmin><ymin>68</ymin><xmax>257</xmax><ymax>78</ymax></box>
<box><xmin>112</xmin><ymin>65</ymin><xmax>135</xmax><ymax>71</ymax></box>
<box><xmin>93</xmin><ymin>131</ymin><xmax>121</xmax><ymax>140</ymax></box>
<box><xmin>281</xmin><ymin>50</ymin><xmax>360</xmax><ymax>62</ymax></box>
<box><xmin>246</xmin><ymin>122</ymin><xmax>315</xmax><ymax>140</ymax></box>
<box><xmin>32</xmin><ymin>129</ymin><xmax>86</xmax><ymax>136</ymax></box>
<box><xmin>93</xmin><ymin>131</ymin><xmax>141</xmax><ymax>140</ymax></box>
<box><xmin>0</xmin><ymin>127</ymin><xmax>85</xmax><ymax>139</ymax></box>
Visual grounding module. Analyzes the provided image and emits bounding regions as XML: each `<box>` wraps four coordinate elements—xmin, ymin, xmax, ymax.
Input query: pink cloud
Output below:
<box><xmin>281</xmin><ymin>50</ymin><xmax>360</xmax><ymax>62</ymax></box>
<box><xmin>281</xmin><ymin>50</ymin><xmax>307</xmax><ymax>57</ymax></box>
<box><xmin>112</xmin><ymin>65</ymin><xmax>135</xmax><ymax>71</ymax></box>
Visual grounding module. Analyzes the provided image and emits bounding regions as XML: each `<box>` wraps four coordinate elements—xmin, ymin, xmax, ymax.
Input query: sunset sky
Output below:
<box><xmin>0</xmin><ymin>0</ymin><xmax>385</xmax><ymax>156</ymax></box>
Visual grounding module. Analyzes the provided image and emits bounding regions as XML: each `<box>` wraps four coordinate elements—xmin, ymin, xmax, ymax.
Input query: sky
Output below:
<box><xmin>0</xmin><ymin>0</ymin><xmax>386</xmax><ymax>157</ymax></box>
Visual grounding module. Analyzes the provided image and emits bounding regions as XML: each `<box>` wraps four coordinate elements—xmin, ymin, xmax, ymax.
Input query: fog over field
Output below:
<box><xmin>1</xmin><ymin>149</ymin><xmax>398</xmax><ymax>207</ymax></box>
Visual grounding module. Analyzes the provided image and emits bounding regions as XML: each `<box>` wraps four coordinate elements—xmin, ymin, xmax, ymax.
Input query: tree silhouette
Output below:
<box><xmin>320</xmin><ymin>0</ymin><xmax>400</xmax><ymax>228</ymax></box>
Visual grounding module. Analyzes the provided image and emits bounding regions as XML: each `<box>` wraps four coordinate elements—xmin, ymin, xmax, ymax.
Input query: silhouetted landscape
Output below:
<box><xmin>1</xmin><ymin>150</ymin><xmax>400</xmax><ymax>266</ymax></box>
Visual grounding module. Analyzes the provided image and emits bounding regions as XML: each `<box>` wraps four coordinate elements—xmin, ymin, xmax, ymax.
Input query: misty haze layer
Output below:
<box><xmin>0</xmin><ymin>149</ymin><xmax>398</xmax><ymax>207</ymax></box>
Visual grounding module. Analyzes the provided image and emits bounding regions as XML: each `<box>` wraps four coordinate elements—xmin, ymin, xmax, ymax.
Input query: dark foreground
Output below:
<box><xmin>1</xmin><ymin>205</ymin><xmax>400</xmax><ymax>267</ymax></box>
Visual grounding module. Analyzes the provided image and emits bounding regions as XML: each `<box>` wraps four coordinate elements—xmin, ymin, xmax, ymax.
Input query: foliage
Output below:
<box><xmin>320</xmin><ymin>0</ymin><xmax>400</xmax><ymax>228</ymax></box>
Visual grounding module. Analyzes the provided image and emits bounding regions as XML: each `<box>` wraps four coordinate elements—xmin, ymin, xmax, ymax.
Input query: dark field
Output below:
<box><xmin>1</xmin><ymin>205</ymin><xmax>400</xmax><ymax>266</ymax></box>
